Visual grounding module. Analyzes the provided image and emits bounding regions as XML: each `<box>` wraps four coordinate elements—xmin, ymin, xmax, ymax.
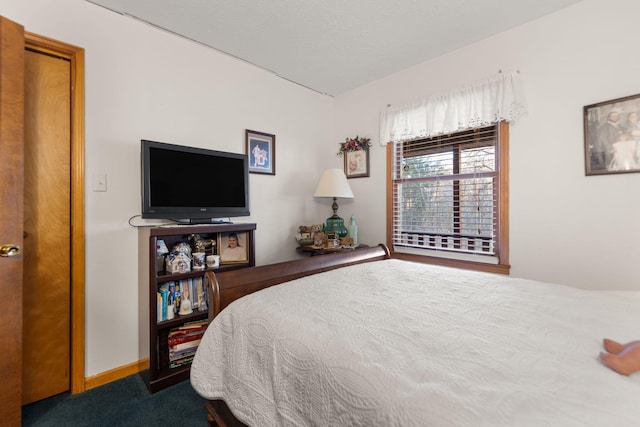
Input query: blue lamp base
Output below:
<box><xmin>325</xmin><ymin>215</ymin><xmax>348</xmax><ymax>238</ymax></box>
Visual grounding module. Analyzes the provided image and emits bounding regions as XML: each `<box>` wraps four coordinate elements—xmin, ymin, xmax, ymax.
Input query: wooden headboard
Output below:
<box><xmin>204</xmin><ymin>244</ymin><xmax>390</xmax><ymax>320</ymax></box>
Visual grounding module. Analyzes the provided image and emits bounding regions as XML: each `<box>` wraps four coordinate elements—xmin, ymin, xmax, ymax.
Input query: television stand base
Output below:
<box><xmin>209</xmin><ymin>219</ymin><xmax>233</xmax><ymax>225</ymax></box>
<box><xmin>175</xmin><ymin>218</ymin><xmax>233</xmax><ymax>225</ymax></box>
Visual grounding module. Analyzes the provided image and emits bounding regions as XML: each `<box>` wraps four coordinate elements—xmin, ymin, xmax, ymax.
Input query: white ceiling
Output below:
<box><xmin>86</xmin><ymin>0</ymin><xmax>581</xmax><ymax>96</ymax></box>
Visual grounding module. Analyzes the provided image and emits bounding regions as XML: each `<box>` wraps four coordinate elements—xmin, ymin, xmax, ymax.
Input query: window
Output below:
<box><xmin>387</xmin><ymin>122</ymin><xmax>509</xmax><ymax>274</ymax></box>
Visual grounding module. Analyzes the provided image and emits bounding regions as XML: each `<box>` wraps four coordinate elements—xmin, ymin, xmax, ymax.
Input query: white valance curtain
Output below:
<box><xmin>379</xmin><ymin>71</ymin><xmax>527</xmax><ymax>145</ymax></box>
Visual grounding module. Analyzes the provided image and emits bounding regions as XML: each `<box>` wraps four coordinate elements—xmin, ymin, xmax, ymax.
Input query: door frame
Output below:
<box><xmin>25</xmin><ymin>32</ymin><xmax>86</xmax><ymax>395</ymax></box>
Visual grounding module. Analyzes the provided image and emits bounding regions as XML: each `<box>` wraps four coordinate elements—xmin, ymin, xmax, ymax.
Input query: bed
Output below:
<box><xmin>191</xmin><ymin>244</ymin><xmax>640</xmax><ymax>426</ymax></box>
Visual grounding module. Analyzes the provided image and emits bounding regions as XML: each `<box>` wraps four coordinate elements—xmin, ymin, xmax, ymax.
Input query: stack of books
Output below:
<box><xmin>168</xmin><ymin>320</ymin><xmax>208</xmax><ymax>368</ymax></box>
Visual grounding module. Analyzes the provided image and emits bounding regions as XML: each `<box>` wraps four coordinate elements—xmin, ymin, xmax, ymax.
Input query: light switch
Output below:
<box><xmin>93</xmin><ymin>173</ymin><xmax>107</xmax><ymax>192</ymax></box>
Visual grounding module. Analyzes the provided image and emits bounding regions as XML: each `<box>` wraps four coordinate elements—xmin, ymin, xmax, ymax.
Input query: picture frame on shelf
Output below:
<box><xmin>219</xmin><ymin>231</ymin><xmax>249</xmax><ymax>264</ymax></box>
<box><xmin>584</xmin><ymin>93</ymin><xmax>640</xmax><ymax>176</ymax></box>
<box><xmin>324</xmin><ymin>231</ymin><xmax>339</xmax><ymax>248</ymax></box>
<box><xmin>246</xmin><ymin>129</ymin><xmax>276</xmax><ymax>175</ymax></box>
<box><xmin>344</xmin><ymin>149</ymin><xmax>370</xmax><ymax>178</ymax></box>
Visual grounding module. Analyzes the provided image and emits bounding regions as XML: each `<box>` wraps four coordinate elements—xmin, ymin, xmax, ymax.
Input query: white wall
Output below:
<box><xmin>334</xmin><ymin>0</ymin><xmax>640</xmax><ymax>291</ymax></box>
<box><xmin>0</xmin><ymin>0</ymin><xmax>336</xmax><ymax>377</ymax></box>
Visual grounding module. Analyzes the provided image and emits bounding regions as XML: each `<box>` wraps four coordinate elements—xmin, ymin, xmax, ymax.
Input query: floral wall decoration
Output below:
<box><xmin>337</xmin><ymin>135</ymin><xmax>371</xmax><ymax>156</ymax></box>
<box><xmin>338</xmin><ymin>136</ymin><xmax>371</xmax><ymax>178</ymax></box>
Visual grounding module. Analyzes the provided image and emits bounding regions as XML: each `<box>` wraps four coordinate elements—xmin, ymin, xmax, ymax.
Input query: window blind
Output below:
<box><xmin>392</xmin><ymin>125</ymin><xmax>499</xmax><ymax>256</ymax></box>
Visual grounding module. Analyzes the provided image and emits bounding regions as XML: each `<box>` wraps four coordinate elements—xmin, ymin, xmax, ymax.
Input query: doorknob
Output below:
<box><xmin>0</xmin><ymin>244</ymin><xmax>21</xmax><ymax>257</ymax></box>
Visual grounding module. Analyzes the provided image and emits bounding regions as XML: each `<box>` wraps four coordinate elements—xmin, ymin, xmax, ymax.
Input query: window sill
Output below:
<box><xmin>391</xmin><ymin>251</ymin><xmax>510</xmax><ymax>275</ymax></box>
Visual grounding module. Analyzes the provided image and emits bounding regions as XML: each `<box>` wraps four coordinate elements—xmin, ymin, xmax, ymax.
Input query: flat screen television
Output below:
<box><xmin>141</xmin><ymin>139</ymin><xmax>250</xmax><ymax>223</ymax></box>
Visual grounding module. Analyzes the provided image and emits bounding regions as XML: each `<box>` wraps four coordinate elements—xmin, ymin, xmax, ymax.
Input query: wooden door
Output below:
<box><xmin>21</xmin><ymin>47</ymin><xmax>72</xmax><ymax>404</ymax></box>
<box><xmin>0</xmin><ymin>16</ymin><xmax>25</xmax><ymax>426</ymax></box>
<box><xmin>24</xmin><ymin>31</ymin><xmax>87</xmax><ymax>398</ymax></box>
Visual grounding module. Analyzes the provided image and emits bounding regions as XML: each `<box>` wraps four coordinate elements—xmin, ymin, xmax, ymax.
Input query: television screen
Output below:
<box><xmin>141</xmin><ymin>140</ymin><xmax>250</xmax><ymax>222</ymax></box>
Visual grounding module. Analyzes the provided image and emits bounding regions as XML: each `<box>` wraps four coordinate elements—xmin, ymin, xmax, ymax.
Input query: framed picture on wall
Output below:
<box><xmin>246</xmin><ymin>129</ymin><xmax>275</xmax><ymax>175</ymax></box>
<box><xmin>218</xmin><ymin>232</ymin><xmax>249</xmax><ymax>264</ymax></box>
<box><xmin>344</xmin><ymin>149</ymin><xmax>370</xmax><ymax>178</ymax></box>
<box><xmin>584</xmin><ymin>93</ymin><xmax>640</xmax><ymax>176</ymax></box>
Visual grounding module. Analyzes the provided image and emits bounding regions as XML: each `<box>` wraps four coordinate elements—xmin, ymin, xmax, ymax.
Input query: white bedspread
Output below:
<box><xmin>191</xmin><ymin>259</ymin><xmax>640</xmax><ymax>426</ymax></box>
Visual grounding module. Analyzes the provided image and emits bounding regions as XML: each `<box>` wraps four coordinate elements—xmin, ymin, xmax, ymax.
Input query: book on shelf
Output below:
<box><xmin>169</xmin><ymin>324</ymin><xmax>207</xmax><ymax>335</ymax></box>
<box><xmin>169</xmin><ymin>349</ymin><xmax>197</xmax><ymax>362</ymax></box>
<box><xmin>169</xmin><ymin>322</ymin><xmax>206</xmax><ymax>340</ymax></box>
<box><xmin>169</xmin><ymin>342</ymin><xmax>200</xmax><ymax>362</ymax></box>
<box><xmin>169</xmin><ymin>355</ymin><xmax>195</xmax><ymax>369</ymax></box>
<box><xmin>170</xmin><ymin>339</ymin><xmax>201</xmax><ymax>352</ymax></box>
<box><xmin>168</xmin><ymin>282</ymin><xmax>176</xmax><ymax>307</ymax></box>
<box><xmin>158</xmin><ymin>284</ymin><xmax>170</xmax><ymax>321</ymax></box>
<box><xmin>168</xmin><ymin>330</ymin><xmax>205</xmax><ymax>346</ymax></box>
<box><xmin>157</xmin><ymin>293</ymin><xmax>163</xmax><ymax>323</ymax></box>
<box><xmin>169</xmin><ymin>347</ymin><xmax>198</xmax><ymax>360</ymax></box>
<box><xmin>174</xmin><ymin>281</ymin><xmax>181</xmax><ymax>313</ymax></box>
<box><xmin>176</xmin><ymin>319</ymin><xmax>208</xmax><ymax>329</ymax></box>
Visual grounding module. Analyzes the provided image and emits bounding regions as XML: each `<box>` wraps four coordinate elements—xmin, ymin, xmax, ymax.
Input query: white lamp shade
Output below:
<box><xmin>313</xmin><ymin>169</ymin><xmax>354</xmax><ymax>199</ymax></box>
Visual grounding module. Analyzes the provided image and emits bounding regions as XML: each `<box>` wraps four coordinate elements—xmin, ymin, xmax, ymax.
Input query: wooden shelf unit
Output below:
<box><xmin>138</xmin><ymin>223</ymin><xmax>256</xmax><ymax>393</ymax></box>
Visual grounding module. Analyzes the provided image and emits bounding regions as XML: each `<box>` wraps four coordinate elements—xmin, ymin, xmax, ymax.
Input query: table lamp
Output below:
<box><xmin>313</xmin><ymin>169</ymin><xmax>354</xmax><ymax>237</ymax></box>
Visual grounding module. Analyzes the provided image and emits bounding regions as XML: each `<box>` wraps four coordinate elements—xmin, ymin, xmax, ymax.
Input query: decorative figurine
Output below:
<box><xmin>167</xmin><ymin>242</ymin><xmax>192</xmax><ymax>274</ymax></box>
<box><xmin>311</xmin><ymin>224</ymin><xmax>325</xmax><ymax>248</ymax></box>
<box><xmin>179</xmin><ymin>287</ymin><xmax>193</xmax><ymax>315</ymax></box>
<box><xmin>296</xmin><ymin>225</ymin><xmax>314</xmax><ymax>246</ymax></box>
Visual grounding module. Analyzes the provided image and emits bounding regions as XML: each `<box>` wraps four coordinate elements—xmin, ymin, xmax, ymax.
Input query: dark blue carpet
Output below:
<box><xmin>22</xmin><ymin>374</ymin><xmax>208</xmax><ymax>427</ymax></box>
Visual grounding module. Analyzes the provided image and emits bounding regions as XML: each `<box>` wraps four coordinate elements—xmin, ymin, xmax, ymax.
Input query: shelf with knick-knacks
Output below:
<box><xmin>295</xmin><ymin>215</ymin><xmax>364</xmax><ymax>256</ymax></box>
<box><xmin>138</xmin><ymin>223</ymin><xmax>256</xmax><ymax>393</ymax></box>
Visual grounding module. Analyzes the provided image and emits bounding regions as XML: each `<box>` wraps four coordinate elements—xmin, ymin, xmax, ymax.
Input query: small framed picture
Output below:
<box><xmin>218</xmin><ymin>232</ymin><xmax>249</xmax><ymax>264</ymax></box>
<box><xmin>584</xmin><ymin>93</ymin><xmax>640</xmax><ymax>176</ymax></box>
<box><xmin>344</xmin><ymin>150</ymin><xmax>370</xmax><ymax>178</ymax></box>
<box><xmin>246</xmin><ymin>129</ymin><xmax>275</xmax><ymax>175</ymax></box>
<box><xmin>324</xmin><ymin>231</ymin><xmax>339</xmax><ymax>248</ymax></box>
